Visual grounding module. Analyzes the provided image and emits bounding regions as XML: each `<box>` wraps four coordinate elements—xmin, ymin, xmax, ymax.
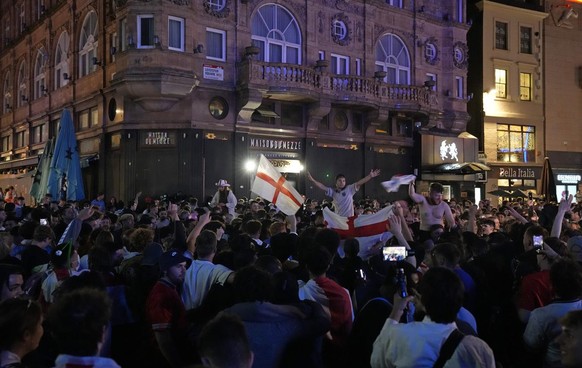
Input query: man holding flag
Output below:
<box><xmin>307</xmin><ymin>169</ymin><xmax>381</xmax><ymax>217</ymax></box>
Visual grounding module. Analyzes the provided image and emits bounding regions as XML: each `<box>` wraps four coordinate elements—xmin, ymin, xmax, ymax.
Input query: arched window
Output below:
<box><xmin>55</xmin><ymin>31</ymin><xmax>70</xmax><ymax>88</ymax></box>
<box><xmin>251</xmin><ymin>4</ymin><xmax>301</xmax><ymax>64</ymax></box>
<box><xmin>17</xmin><ymin>61</ymin><xmax>27</xmax><ymax>108</ymax></box>
<box><xmin>33</xmin><ymin>48</ymin><xmax>47</xmax><ymax>100</ymax></box>
<box><xmin>375</xmin><ymin>33</ymin><xmax>410</xmax><ymax>85</ymax></box>
<box><xmin>79</xmin><ymin>10</ymin><xmax>98</xmax><ymax>78</ymax></box>
<box><xmin>3</xmin><ymin>73</ymin><xmax>11</xmax><ymax>114</ymax></box>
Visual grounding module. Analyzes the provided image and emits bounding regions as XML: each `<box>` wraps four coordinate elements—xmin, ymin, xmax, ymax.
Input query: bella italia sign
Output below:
<box><xmin>489</xmin><ymin>166</ymin><xmax>542</xmax><ymax>179</ymax></box>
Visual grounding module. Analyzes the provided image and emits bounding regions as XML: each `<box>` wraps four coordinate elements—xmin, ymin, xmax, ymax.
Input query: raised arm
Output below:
<box><xmin>408</xmin><ymin>182</ymin><xmax>424</xmax><ymax>204</ymax></box>
<box><xmin>551</xmin><ymin>194</ymin><xmax>574</xmax><ymax>238</ymax></box>
<box><xmin>392</xmin><ymin>202</ymin><xmax>414</xmax><ymax>242</ymax></box>
<box><xmin>186</xmin><ymin>210</ymin><xmax>211</xmax><ymax>256</ymax></box>
<box><xmin>354</xmin><ymin>169</ymin><xmax>381</xmax><ymax>191</ymax></box>
<box><xmin>507</xmin><ymin>205</ymin><xmax>528</xmax><ymax>224</ymax></box>
<box><xmin>307</xmin><ymin>171</ymin><xmax>329</xmax><ymax>192</ymax></box>
<box><xmin>389</xmin><ymin>214</ymin><xmax>416</xmax><ymax>268</ymax></box>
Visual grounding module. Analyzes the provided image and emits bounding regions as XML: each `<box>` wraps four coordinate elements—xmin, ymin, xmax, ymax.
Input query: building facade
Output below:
<box><xmin>467</xmin><ymin>0</ymin><xmax>547</xmax><ymax>203</ymax></box>
<box><xmin>0</xmin><ymin>0</ymin><xmax>472</xmax><ymax>204</ymax></box>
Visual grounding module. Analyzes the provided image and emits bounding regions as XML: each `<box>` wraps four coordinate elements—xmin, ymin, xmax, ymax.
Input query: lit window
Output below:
<box><xmin>206</xmin><ymin>28</ymin><xmax>226</xmax><ymax>61</ymax></box>
<box><xmin>497</xmin><ymin>124</ymin><xmax>535</xmax><ymax>163</ymax></box>
<box><xmin>386</xmin><ymin>0</ymin><xmax>403</xmax><ymax>8</ymax></box>
<box><xmin>520</xmin><ymin>72</ymin><xmax>532</xmax><ymax>101</ymax></box>
<box><xmin>168</xmin><ymin>16</ymin><xmax>184</xmax><ymax>52</ymax></box>
<box><xmin>495</xmin><ymin>69</ymin><xmax>507</xmax><ymax>99</ymax></box>
<box><xmin>138</xmin><ymin>15</ymin><xmax>154</xmax><ymax>48</ymax></box>
<box><xmin>207</xmin><ymin>0</ymin><xmax>225</xmax><ymax>11</ymax></box>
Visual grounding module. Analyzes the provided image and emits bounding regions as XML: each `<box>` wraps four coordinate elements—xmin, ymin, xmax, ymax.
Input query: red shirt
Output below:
<box><xmin>517</xmin><ymin>270</ymin><xmax>553</xmax><ymax>311</ymax></box>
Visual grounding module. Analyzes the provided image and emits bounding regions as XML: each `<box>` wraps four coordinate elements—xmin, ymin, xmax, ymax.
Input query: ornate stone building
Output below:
<box><xmin>0</xmin><ymin>0</ymin><xmax>471</xmax><ymax>203</ymax></box>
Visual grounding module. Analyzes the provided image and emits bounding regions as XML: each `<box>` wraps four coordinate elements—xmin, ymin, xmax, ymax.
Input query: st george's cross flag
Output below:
<box><xmin>251</xmin><ymin>155</ymin><xmax>304</xmax><ymax>216</ymax></box>
<box><xmin>323</xmin><ymin>205</ymin><xmax>394</xmax><ymax>259</ymax></box>
<box><xmin>381</xmin><ymin>174</ymin><xmax>416</xmax><ymax>193</ymax></box>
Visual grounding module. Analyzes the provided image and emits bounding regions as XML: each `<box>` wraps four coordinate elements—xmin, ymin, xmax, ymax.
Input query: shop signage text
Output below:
<box><xmin>557</xmin><ymin>174</ymin><xmax>581</xmax><ymax>184</ymax></box>
<box><xmin>143</xmin><ymin>132</ymin><xmax>175</xmax><ymax>146</ymax></box>
<box><xmin>203</xmin><ymin>65</ymin><xmax>224</xmax><ymax>81</ymax></box>
<box><xmin>250</xmin><ymin>138</ymin><xmax>302</xmax><ymax>151</ymax></box>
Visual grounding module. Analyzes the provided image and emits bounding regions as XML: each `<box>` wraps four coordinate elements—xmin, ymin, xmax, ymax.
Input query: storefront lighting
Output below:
<box><xmin>244</xmin><ymin>160</ymin><xmax>256</xmax><ymax>172</ymax></box>
<box><xmin>482</xmin><ymin>89</ymin><xmax>496</xmax><ymax>115</ymax></box>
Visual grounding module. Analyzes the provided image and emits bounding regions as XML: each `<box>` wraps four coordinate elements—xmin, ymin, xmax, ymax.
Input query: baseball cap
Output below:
<box><xmin>158</xmin><ymin>249</ymin><xmax>191</xmax><ymax>272</ymax></box>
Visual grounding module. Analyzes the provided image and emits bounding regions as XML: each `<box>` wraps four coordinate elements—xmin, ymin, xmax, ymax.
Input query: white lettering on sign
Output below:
<box><xmin>249</xmin><ymin>138</ymin><xmax>302</xmax><ymax>151</ymax></box>
<box><xmin>145</xmin><ymin>132</ymin><xmax>173</xmax><ymax>145</ymax></box>
<box><xmin>557</xmin><ymin>174</ymin><xmax>581</xmax><ymax>184</ymax></box>
<box><xmin>203</xmin><ymin>65</ymin><xmax>224</xmax><ymax>81</ymax></box>
<box><xmin>499</xmin><ymin>167</ymin><xmax>536</xmax><ymax>178</ymax></box>
<box><xmin>439</xmin><ymin>140</ymin><xmax>459</xmax><ymax>161</ymax></box>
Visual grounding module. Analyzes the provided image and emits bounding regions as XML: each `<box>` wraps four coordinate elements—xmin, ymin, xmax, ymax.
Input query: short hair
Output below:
<box><xmin>32</xmin><ymin>224</ymin><xmax>55</xmax><ymax>242</ymax></box>
<box><xmin>195</xmin><ymin>230</ymin><xmax>218</xmax><ymax>258</ymax></box>
<box><xmin>48</xmin><ymin>288</ymin><xmax>111</xmax><ymax>356</ymax></box>
<box><xmin>560</xmin><ymin>310</ymin><xmax>582</xmax><ymax>330</ymax></box>
<box><xmin>304</xmin><ymin>246</ymin><xmax>332</xmax><ymax>276</ymax></box>
<box><xmin>0</xmin><ymin>298</ymin><xmax>42</xmax><ymax>350</ymax></box>
<box><xmin>269</xmin><ymin>222</ymin><xmax>286</xmax><ymax>236</ymax></box>
<box><xmin>335</xmin><ymin>174</ymin><xmax>346</xmax><ymax>181</ymax></box>
<box><xmin>233</xmin><ymin>266</ymin><xmax>274</xmax><ymax>303</ymax></box>
<box><xmin>129</xmin><ymin>228</ymin><xmax>154</xmax><ymax>252</ymax></box>
<box><xmin>431</xmin><ymin>242</ymin><xmax>461</xmax><ymax>268</ymax></box>
<box><xmin>254</xmin><ymin>255</ymin><xmax>282</xmax><ymax>275</ymax></box>
<box><xmin>524</xmin><ymin>225</ymin><xmax>548</xmax><ymax>239</ymax></box>
<box><xmin>0</xmin><ymin>263</ymin><xmax>23</xmax><ymax>290</ymax></box>
<box><xmin>315</xmin><ymin>228</ymin><xmax>341</xmax><ymax>256</ymax></box>
<box><xmin>429</xmin><ymin>183</ymin><xmax>444</xmax><ymax>193</ymax></box>
<box><xmin>198</xmin><ymin>313</ymin><xmax>253</xmax><ymax>368</ymax></box>
<box><xmin>418</xmin><ymin>267</ymin><xmax>464</xmax><ymax>324</ymax></box>
<box><xmin>551</xmin><ymin>258</ymin><xmax>582</xmax><ymax>300</ymax></box>
<box><xmin>203</xmin><ymin>220</ymin><xmax>226</xmax><ymax>234</ymax></box>
<box><xmin>87</xmin><ymin>246</ymin><xmax>113</xmax><ymax>272</ymax></box>
<box><xmin>244</xmin><ymin>220</ymin><xmax>262</xmax><ymax>236</ymax></box>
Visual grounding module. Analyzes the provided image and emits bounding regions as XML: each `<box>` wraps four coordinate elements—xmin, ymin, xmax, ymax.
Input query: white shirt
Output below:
<box><xmin>371</xmin><ymin>316</ymin><xmax>495</xmax><ymax>368</ymax></box>
<box><xmin>181</xmin><ymin>259</ymin><xmax>233</xmax><ymax>310</ymax></box>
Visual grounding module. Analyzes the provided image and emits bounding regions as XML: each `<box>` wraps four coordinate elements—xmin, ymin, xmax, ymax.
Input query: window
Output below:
<box><xmin>425</xmin><ymin>43</ymin><xmax>437</xmax><ymax>62</ymax></box>
<box><xmin>55</xmin><ymin>32</ymin><xmax>70</xmax><ymax>89</ymax></box>
<box><xmin>32</xmin><ymin>124</ymin><xmax>46</xmax><ymax>144</ymax></box>
<box><xmin>3</xmin><ymin>73</ymin><xmax>11</xmax><ymax>114</ymax></box>
<box><xmin>79</xmin><ymin>11</ymin><xmax>98</xmax><ymax>78</ymax></box>
<box><xmin>520</xmin><ymin>26</ymin><xmax>532</xmax><ymax>54</ymax></box>
<box><xmin>110</xmin><ymin>32</ymin><xmax>117</xmax><ymax>62</ymax></box>
<box><xmin>251</xmin><ymin>4</ymin><xmax>301</xmax><ymax>64</ymax></box>
<box><xmin>120</xmin><ymin>18</ymin><xmax>127</xmax><ymax>52</ymax></box>
<box><xmin>281</xmin><ymin>103</ymin><xmax>303</xmax><ymax>127</ymax></box>
<box><xmin>1</xmin><ymin>136</ymin><xmax>10</xmax><ymax>152</ymax></box>
<box><xmin>138</xmin><ymin>15</ymin><xmax>154</xmax><ymax>48</ymax></box>
<box><xmin>17</xmin><ymin>61</ymin><xmax>26</xmax><ymax>108</ymax></box>
<box><xmin>207</xmin><ymin>0</ymin><xmax>226</xmax><ymax>11</ymax></box>
<box><xmin>206</xmin><ymin>28</ymin><xmax>226</xmax><ymax>61</ymax></box>
<box><xmin>495</xmin><ymin>69</ymin><xmax>507</xmax><ymax>99</ymax></box>
<box><xmin>168</xmin><ymin>16</ymin><xmax>184</xmax><ymax>52</ymax></box>
<box><xmin>3</xmin><ymin>17</ymin><xmax>11</xmax><ymax>47</ymax></box>
<box><xmin>318</xmin><ymin>51</ymin><xmax>325</xmax><ymax>60</ymax></box>
<box><xmin>497</xmin><ymin>124</ymin><xmax>535</xmax><ymax>163</ymax></box>
<box><xmin>394</xmin><ymin>118</ymin><xmax>413</xmax><ymax>138</ymax></box>
<box><xmin>375</xmin><ymin>33</ymin><xmax>410</xmax><ymax>84</ymax></box>
<box><xmin>14</xmin><ymin>131</ymin><xmax>25</xmax><ymax>149</ymax></box>
<box><xmin>426</xmin><ymin>73</ymin><xmax>437</xmax><ymax>91</ymax></box>
<box><xmin>520</xmin><ymin>72</ymin><xmax>532</xmax><ymax>101</ymax></box>
<box><xmin>355</xmin><ymin>58</ymin><xmax>361</xmax><ymax>76</ymax></box>
<box><xmin>455</xmin><ymin>76</ymin><xmax>463</xmax><ymax>99</ymax></box>
<box><xmin>457</xmin><ymin>0</ymin><xmax>464</xmax><ymax>23</ymax></box>
<box><xmin>33</xmin><ymin>49</ymin><xmax>47</xmax><ymax>100</ymax></box>
<box><xmin>495</xmin><ymin>21</ymin><xmax>508</xmax><ymax>50</ymax></box>
<box><xmin>386</xmin><ymin>0</ymin><xmax>403</xmax><ymax>7</ymax></box>
<box><xmin>19</xmin><ymin>3</ymin><xmax>26</xmax><ymax>33</ymax></box>
<box><xmin>332</xmin><ymin>20</ymin><xmax>347</xmax><ymax>41</ymax></box>
<box><xmin>352</xmin><ymin>112</ymin><xmax>363</xmax><ymax>133</ymax></box>
<box><xmin>331</xmin><ymin>54</ymin><xmax>349</xmax><ymax>75</ymax></box>
<box><xmin>78</xmin><ymin>107</ymin><xmax>99</xmax><ymax>131</ymax></box>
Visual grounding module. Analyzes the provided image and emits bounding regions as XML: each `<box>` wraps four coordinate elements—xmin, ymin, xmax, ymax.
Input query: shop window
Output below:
<box><xmin>497</xmin><ymin>124</ymin><xmax>535</xmax><ymax>163</ymax></box>
<box><xmin>14</xmin><ymin>131</ymin><xmax>26</xmax><ymax>149</ymax></box>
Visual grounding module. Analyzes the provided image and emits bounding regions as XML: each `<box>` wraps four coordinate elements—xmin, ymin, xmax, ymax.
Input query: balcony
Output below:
<box><xmin>237</xmin><ymin>59</ymin><xmax>437</xmax><ymax>112</ymax></box>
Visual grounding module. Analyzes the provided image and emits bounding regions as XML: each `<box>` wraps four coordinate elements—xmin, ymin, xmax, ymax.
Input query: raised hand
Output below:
<box><xmin>369</xmin><ymin>169</ymin><xmax>381</xmax><ymax>178</ymax></box>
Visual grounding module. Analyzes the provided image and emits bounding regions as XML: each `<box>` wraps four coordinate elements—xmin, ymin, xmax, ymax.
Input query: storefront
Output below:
<box><xmin>418</xmin><ymin>133</ymin><xmax>485</xmax><ymax>202</ymax></box>
<box><xmin>555</xmin><ymin>172</ymin><xmax>582</xmax><ymax>201</ymax></box>
<box><xmin>486</xmin><ymin>164</ymin><xmax>542</xmax><ymax>204</ymax></box>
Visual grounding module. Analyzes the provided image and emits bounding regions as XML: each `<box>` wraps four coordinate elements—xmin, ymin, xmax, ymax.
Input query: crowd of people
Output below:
<box><xmin>1</xmin><ymin>174</ymin><xmax>582</xmax><ymax>367</ymax></box>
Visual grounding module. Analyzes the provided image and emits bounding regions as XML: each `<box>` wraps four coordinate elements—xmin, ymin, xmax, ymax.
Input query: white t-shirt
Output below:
<box><xmin>325</xmin><ymin>183</ymin><xmax>358</xmax><ymax>217</ymax></box>
<box><xmin>181</xmin><ymin>259</ymin><xmax>233</xmax><ymax>310</ymax></box>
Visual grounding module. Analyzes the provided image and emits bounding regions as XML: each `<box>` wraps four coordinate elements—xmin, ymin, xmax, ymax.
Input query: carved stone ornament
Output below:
<box><xmin>204</xmin><ymin>0</ymin><xmax>230</xmax><ymax>18</ymax></box>
<box><xmin>452</xmin><ymin>41</ymin><xmax>468</xmax><ymax>69</ymax></box>
<box><xmin>331</xmin><ymin>13</ymin><xmax>351</xmax><ymax>46</ymax></box>
<box><xmin>168</xmin><ymin>0</ymin><xmax>190</xmax><ymax>4</ymax></box>
<box><xmin>423</xmin><ymin>37</ymin><xmax>439</xmax><ymax>65</ymax></box>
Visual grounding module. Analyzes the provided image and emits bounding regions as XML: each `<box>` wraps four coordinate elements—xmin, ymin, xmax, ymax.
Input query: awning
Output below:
<box><xmin>424</xmin><ymin>162</ymin><xmax>491</xmax><ymax>175</ymax></box>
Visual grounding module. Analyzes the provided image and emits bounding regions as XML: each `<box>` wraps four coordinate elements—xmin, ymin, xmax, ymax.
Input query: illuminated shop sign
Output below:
<box><xmin>249</xmin><ymin>137</ymin><xmax>302</xmax><ymax>151</ymax></box>
<box><xmin>439</xmin><ymin>140</ymin><xmax>459</xmax><ymax>162</ymax></box>
<box><xmin>141</xmin><ymin>131</ymin><xmax>176</xmax><ymax>147</ymax></box>
<box><xmin>269</xmin><ymin>159</ymin><xmax>303</xmax><ymax>173</ymax></box>
<box><xmin>488</xmin><ymin>166</ymin><xmax>542</xmax><ymax>179</ymax></box>
<box><xmin>557</xmin><ymin>174</ymin><xmax>581</xmax><ymax>184</ymax></box>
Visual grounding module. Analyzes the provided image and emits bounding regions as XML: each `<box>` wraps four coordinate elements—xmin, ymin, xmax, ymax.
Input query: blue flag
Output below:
<box><xmin>46</xmin><ymin>109</ymin><xmax>85</xmax><ymax>201</ymax></box>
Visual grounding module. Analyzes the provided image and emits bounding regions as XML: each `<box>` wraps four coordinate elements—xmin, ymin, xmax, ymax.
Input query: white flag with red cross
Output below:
<box><xmin>323</xmin><ymin>205</ymin><xmax>394</xmax><ymax>259</ymax></box>
<box><xmin>251</xmin><ymin>155</ymin><xmax>304</xmax><ymax>216</ymax></box>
